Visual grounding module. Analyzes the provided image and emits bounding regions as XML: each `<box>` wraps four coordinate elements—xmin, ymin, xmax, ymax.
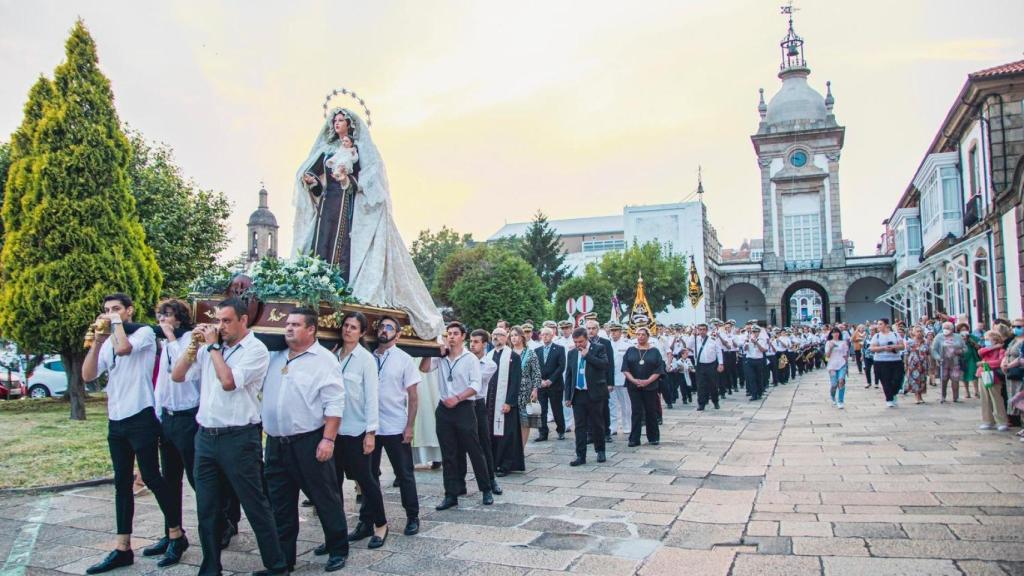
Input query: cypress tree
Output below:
<box><xmin>0</xmin><ymin>20</ymin><xmax>161</xmax><ymax>420</ymax></box>
<box><xmin>519</xmin><ymin>210</ymin><xmax>568</xmax><ymax>298</ymax></box>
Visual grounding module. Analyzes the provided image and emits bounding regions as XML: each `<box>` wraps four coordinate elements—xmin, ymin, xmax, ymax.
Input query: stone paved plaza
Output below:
<box><xmin>2</xmin><ymin>368</ymin><xmax>1023</xmax><ymax>576</ymax></box>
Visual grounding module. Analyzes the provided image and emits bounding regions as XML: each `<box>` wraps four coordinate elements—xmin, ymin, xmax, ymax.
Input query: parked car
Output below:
<box><xmin>26</xmin><ymin>357</ymin><xmax>68</xmax><ymax>398</ymax></box>
<box><xmin>0</xmin><ymin>372</ymin><xmax>25</xmax><ymax>399</ymax></box>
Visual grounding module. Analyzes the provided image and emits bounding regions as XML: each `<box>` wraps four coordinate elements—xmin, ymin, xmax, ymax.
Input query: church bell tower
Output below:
<box><xmin>247</xmin><ymin>184</ymin><xmax>279</xmax><ymax>262</ymax></box>
<box><xmin>751</xmin><ymin>8</ymin><xmax>845</xmax><ymax>271</ymax></box>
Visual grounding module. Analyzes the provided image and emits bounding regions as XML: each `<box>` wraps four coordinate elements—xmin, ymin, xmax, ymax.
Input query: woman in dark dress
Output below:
<box><xmin>622</xmin><ymin>327</ymin><xmax>666</xmax><ymax>447</ymax></box>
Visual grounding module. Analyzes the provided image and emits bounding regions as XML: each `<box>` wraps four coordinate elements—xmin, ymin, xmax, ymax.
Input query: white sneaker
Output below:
<box><xmin>885</xmin><ymin>401</ymin><xmax>894</xmax><ymax>407</ymax></box>
<box><xmin>837</xmin><ymin>402</ymin><xmax>844</xmax><ymax>409</ymax></box>
<box><xmin>997</xmin><ymin>425</ymin><xmax>1009</xmax><ymax>432</ymax></box>
<box><xmin>978</xmin><ymin>423</ymin><xmax>994</xmax><ymax>430</ymax></box>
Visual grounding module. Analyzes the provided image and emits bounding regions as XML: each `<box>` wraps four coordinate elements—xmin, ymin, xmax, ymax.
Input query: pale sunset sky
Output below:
<box><xmin>2</xmin><ymin>1</ymin><xmax>1022</xmax><ymax>259</ymax></box>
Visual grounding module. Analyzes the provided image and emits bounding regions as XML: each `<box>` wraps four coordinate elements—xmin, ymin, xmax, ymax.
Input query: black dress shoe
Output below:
<box><xmin>627</xmin><ymin>441</ymin><xmax>640</xmax><ymax>447</ymax></box>
<box><xmin>301</xmin><ymin>499</ymin><xmax>313</xmax><ymax>507</ymax></box>
<box><xmin>348</xmin><ymin>521</ymin><xmax>372</xmax><ymax>542</ymax></box>
<box><xmin>569</xmin><ymin>458</ymin><xmax>586</xmax><ymax>466</ymax></box>
<box><xmin>605</xmin><ymin>435</ymin><xmax>613</xmax><ymax>442</ymax></box>
<box><xmin>367</xmin><ymin>526</ymin><xmax>388</xmax><ymax>549</ymax></box>
<box><xmin>313</xmin><ymin>543</ymin><xmax>329</xmax><ymax>556</ymax></box>
<box><xmin>696</xmin><ymin>407</ymin><xmax>705</xmax><ymax>411</ymax></box>
<box><xmin>557</xmin><ymin>433</ymin><xmax>565</xmax><ymax>440</ymax></box>
<box><xmin>403</xmin><ymin>518</ymin><xmax>420</xmax><ymax>536</ymax></box>
<box><xmin>156</xmin><ymin>535</ymin><xmax>189</xmax><ymax>568</ymax></box>
<box><xmin>355</xmin><ymin>494</ymin><xmax>363</xmax><ymax>505</ymax></box>
<box><xmin>713</xmin><ymin>404</ymin><xmax>720</xmax><ymax>410</ymax></box>
<box><xmin>649</xmin><ymin>440</ymin><xmax>660</xmax><ymax>446</ymax></box>
<box><xmin>491</xmin><ymin>481</ymin><xmax>503</xmax><ymax>495</ymax></box>
<box><xmin>495</xmin><ymin>469</ymin><xmax>508</xmax><ymax>477</ymax></box>
<box><xmin>392</xmin><ymin>478</ymin><xmax>400</xmax><ymax>488</ymax></box>
<box><xmin>220</xmin><ymin>520</ymin><xmax>238</xmax><ymax>550</ymax></box>
<box><xmin>534</xmin><ymin>435</ymin><xmax>548</xmax><ymax>442</ymax></box>
<box><xmin>458</xmin><ymin>488</ymin><xmax>468</xmax><ymax>496</ymax></box>
<box><xmin>325</xmin><ymin>555</ymin><xmax>347</xmax><ymax>572</ymax></box>
<box><xmin>435</xmin><ymin>496</ymin><xmax>458</xmax><ymax>510</ymax></box>
<box><xmin>596</xmin><ymin>452</ymin><xmax>606</xmax><ymax>463</ymax></box>
<box><xmin>482</xmin><ymin>491</ymin><xmax>494</xmax><ymax>505</ymax></box>
<box><xmin>143</xmin><ymin>536</ymin><xmax>169</xmax><ymax>557</ymax></box>
<box><xmin>86</xmin><ymin>549</ymin><xmax>134</xmax><ymax>574</ymax></box>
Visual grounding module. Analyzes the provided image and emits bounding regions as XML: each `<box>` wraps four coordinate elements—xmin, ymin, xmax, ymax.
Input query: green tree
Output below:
<box><xmin>0</xmin><ymin>142</ymin><xmax>10</xmax><ymax>250</ymax></box>
<box><xmin>448</xmin><ymin>250</ymin><xmax>547</xmax><ymax>330</ymax></box>
<box><xmin>554</xmin><ymin>264</ymin><xmax>614</xmax><ymax>321</ymax></box>
<box><xmin>0</xmin><ymin>21</ymin><xmax>161</xmax><ymax>420</ymax></box>
<box><xmin>518</xmin><ymin>210</ymin><xmax>568</xmax><ymax>298</ymax></box>
<box><xmin>410</xmin><ymin>226</ymin><xmax>472</xmax><ymax>295</ymax></box>
<box><xmin>598</xmin><ymin>241</ymin><xmax>687</xmax><ymax>314</ymax></box>
<box><xmin>126</xmin><ymin>128</ymin><xmax>231</xmax><ymax>296</ymax></box>
<box><xmin>432</xmin><ymin>244</ymin><xmax>489</xmax><ymax>305</ymax></box>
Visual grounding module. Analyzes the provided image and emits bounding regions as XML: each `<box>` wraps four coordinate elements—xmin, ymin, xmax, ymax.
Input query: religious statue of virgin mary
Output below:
<box><xmin>292</xmin><ymin>103</ymin><xmax>443</xmax><ymax>340</ymax></box>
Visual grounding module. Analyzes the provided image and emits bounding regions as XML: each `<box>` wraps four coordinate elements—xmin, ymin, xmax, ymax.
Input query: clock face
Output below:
<box><xmin>790</xmin><ymin>150</ymin><xmax>808</xmax><ymax>167</ymax></box>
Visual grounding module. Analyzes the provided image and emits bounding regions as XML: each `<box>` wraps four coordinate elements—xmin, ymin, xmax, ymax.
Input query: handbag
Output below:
<box><xmin>525</xmin><ymin>401</ymin><xmax>544</xmax><ymax>416</ymax></box>
<box><xmin>778</xmin><ymin>354</ymin><xmax>788</xmax><ymax>370</ymax></box>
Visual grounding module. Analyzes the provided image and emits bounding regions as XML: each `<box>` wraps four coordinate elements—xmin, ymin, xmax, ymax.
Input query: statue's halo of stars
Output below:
<box><xmin>321</xmin><ymin>88</ymin><xmax>373</xmax><ymax>128</ymax></box>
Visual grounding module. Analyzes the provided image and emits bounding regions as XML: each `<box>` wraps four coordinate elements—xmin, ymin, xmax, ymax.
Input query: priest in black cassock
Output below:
<box><xmin>486</xmin><ymin>328</ymin><xmax>524</xmax><ymax>475</ymax></box>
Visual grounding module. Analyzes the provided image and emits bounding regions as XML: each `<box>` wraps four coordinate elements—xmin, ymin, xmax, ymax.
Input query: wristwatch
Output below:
<box><xmin>207</xmin><ymin>343</ymin><xmax>223</xmax><ymax>353</ymax></box>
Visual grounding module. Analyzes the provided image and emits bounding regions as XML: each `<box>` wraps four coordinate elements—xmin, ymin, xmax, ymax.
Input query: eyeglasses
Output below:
<box><xmin>379</xmin><ymin>325</ymin><xmax>397</xmax><ymax>333</ymax></box>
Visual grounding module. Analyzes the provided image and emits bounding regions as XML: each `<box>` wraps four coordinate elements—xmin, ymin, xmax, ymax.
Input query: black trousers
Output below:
<box><xmin>680</xmin><ymin>373</ymin><xmax>693</xmax><ymax>403</ymax></box>
<box><xmin>537</xmin><ymin>385</ymin><xmax>565</xmax><ymax>437</ymax></box>
<box><xmin>570</xmin><ymin>388</ymin><xmax>605</xmax><ymax>459</ymax></box>
<box><xmin>874</xmin><ymin>360</ymin><xmax>902</xmax><ymax>401</ymax></box>
<box><xmin>864</xmin><ymin>356</ymin><xmax>874</xmax><ymax>384</ymax></box>
<box><xmin>695</xmin><ymin>363</ymin><xmax>720</xmax><ymax>408</ymax></box>
<box><xmin>371</xmin><ymin>433</ymin><xmax>419</xmax><ymax>519</ymax></box>
<box><xmin>195</xmin><ymin>424</ymin><xmax>285</xmax><ymax>576</ymax></box>
<box><xmin>786</xmin><ymin>351</ymin><xmax>798</xmax><ymax>380</ymax></box>
<box><xmin>743</xmin><ymin>359</ymin><xmax>766</xmax><ymax>400</ymax></box>
<box><xmin>661</xmin><ymin>373</ymin><xmax>679</xmax><ymax>405</ymax></box>
<box><xmin>108</xmin><ymin>407</ymin><xmax>178</xmax><ymax>535</ymax></box>
<box><xmin>627</xmin><ymin>386</ymin><xmax>660</xmax><ymax>444</ymax></box>
<box><xmin>854</xmin><ymin>350</ymin><xmax>863</xmax><ymax>372</ymax></box>
<box><xmin>457</xmin><ymin>399</ymin><xmax>496</xmax><ymax>486</ymax></box>
<box><xmin>159</xmin><ymin>408</ymin><xmax>240</xmax><ymax>536</ymax></box>
<box><xmin>722</xmin><ymin>351</ymin><xmax>738</xmax><ymax>392</ymax></box>
<box><xmin>335</xmin><ymin>433</ymin><xmax>386</xmax><ymax>527</ymax></box>
<box><xmin>436</xmin><ymin>401</ymin><xmax>491</xmax><ymax>497</ymax></box>
<box><xmin>265</xmin><ymin>428</ymin><xmax>348</xmax><ymax>566</ymax></box>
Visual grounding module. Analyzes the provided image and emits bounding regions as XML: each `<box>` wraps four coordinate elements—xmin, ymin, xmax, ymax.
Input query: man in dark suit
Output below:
<box><xmin>535</xmin><ymin>326</ymin><xmax>566</xmax><ymax>441</ymax></box>
<box><xmin>564</xmin><ymin>327</ymin><xmax>610</xmax><ymax>466</ymax></box>
<box><xmin>585</xmin><ymin>319</ymin><xmax>615</xmax><ymax>443</ymax></box>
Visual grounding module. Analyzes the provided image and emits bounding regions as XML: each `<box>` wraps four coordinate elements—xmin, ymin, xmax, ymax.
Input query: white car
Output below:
<box><xmin>26</xmin><ymin>357</ymin><xmax>68</xmax><ymax>398</ymax></box>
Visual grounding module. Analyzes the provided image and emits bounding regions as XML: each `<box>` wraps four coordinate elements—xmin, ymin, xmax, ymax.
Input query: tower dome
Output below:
<box><xmin>757</xmin><ymin>9</ymin><xmax>835</xmax><ymax>134</ymax></box>
<box><xmin>248</xmin><ymin>186</ymin><xmax>278</xmax><ymax>228</ymax></box>
<box><xmin>247</xmin><ymin>185</ymin><xmax>279</xmax><ymax>262</ymax></box>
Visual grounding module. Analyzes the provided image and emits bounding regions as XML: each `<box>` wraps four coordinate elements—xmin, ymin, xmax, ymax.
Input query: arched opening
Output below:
<box><xmin>782</xmin><ymin>280</ymin><xmax>829</xmax><ymax>326</ymax></box>
<box><xmin>721</xmin><ymin>283</ymin><xmax>768</xmax><ymax>326</ymax></box>
<box><xmin>845</xmin><ymin>277</ymin><xmax>890</xmax><ymax>325</ymax></box>
<box><xmin>975</xmin><ymin>247</ymin><xmax>990</xmax><ymax>324</ymax></box>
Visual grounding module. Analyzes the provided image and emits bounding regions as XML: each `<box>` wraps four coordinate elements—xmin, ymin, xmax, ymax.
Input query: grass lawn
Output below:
<box><xmin>0</xmin><ymin>396</ymin><xmax>111</xmax><ymax>489</ymax></box>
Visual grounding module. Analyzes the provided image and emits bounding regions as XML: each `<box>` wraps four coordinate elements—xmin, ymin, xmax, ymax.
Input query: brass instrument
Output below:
<box><xmin>185</xmin><ymin>326</ymin><xmax>208</xmax><ymax>362</ymax></box>
<box><xmin>83</xmin><ymin>318</ymin><xmax>111</xmax><ymax>349</ymax></box>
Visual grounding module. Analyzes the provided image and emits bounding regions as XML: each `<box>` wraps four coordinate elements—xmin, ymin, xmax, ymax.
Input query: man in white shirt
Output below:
<box><xmin>262</xmin><ymin>308</ymin><xmax>347</xmax><ymax>572</ymax></box>
<box><xmin>523</xmin><ymin>323</ymin><xmax>543</xmax><ymax>350</ymax></box>
<box><xmin>82</xmin><ymin>293</ymin><xmax>181</xmax><ymax>575</ymax></box>
<box><xmin>692</xmin><ymin>323</ymin><xmax>726</xmax><ymax>411</ymax></box>
<box><xmin>146</xmin><ymin>299</ymin><xmax>239</xmax><ymax>567</ymax></box>
<box><xmin>370</xmin><ymin>315</ymin><xmax>423</xmax><ymax>536</ymax></box>
<box><xmin>606</xmin><ymin>323</ymin><xmax>633</xmax><ymax>437</ymax></box>
<box><xmin>419</xmin><ymin>322</ymin><xmax>494</xmax><ymax>510</ymax></box>
<box><xmin>171</xmin><ymin>298</ymin><xmax>286</xmax><ymax>576</ymax></box>
<box><xmin>535</xmin><ymin>326</ymin><xmax>567</xmax><ymax>441</ymax></box>
<box><xmin>739</xmin><ymin>324</ymin><xmax>769</xmax><ymax>401</ymax></box>
<box><xmin>468</xmin><ymin>329</ymin><xmax>500</xmax><ymax>494</ymax></box>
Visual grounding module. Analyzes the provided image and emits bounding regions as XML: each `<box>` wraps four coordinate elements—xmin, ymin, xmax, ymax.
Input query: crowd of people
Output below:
<box><xmin>81</xmin><ymin>291</ymin><xmax>1024</xmax><ymax>576</ymax></box>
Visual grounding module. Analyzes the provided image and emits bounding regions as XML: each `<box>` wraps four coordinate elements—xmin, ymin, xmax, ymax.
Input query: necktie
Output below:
<box><xmin>542</xmin><ymin>345</ymin><xmax>549</xmax><ymax>363</ymax></box>
<box><xmin>576</xmin><ymin>354</ymin><xmax>587</xmax><ymax>390</ymax></box>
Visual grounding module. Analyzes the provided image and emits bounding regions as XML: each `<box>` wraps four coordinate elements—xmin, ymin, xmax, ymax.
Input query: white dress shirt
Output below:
<box><xmin>154</xmin><ymin>330</ymin><xmax>201</xmax><ymax>414</ymax></box>
<box><xmin>97</xmin><ymin>325</ymin><xmax>157</xmax><ymax>421</ymax></box>
<box><xmin>338</xmin><ymin>345</ymin><xmax>380</xmax><ymax>436</ymax></box>
<box><xmin>191</xmin><ymin>331</ymin><xmax>270</xmax><ymax>428</ymax></box>
<box><xmin>263</xmin><ymin>343</ymin><xmax>345</xmax><ymax>437</ymax></box>
<box><xmin>374</xmin><ymin>346</ymin><xmax>422</xmax><ymax>436</ymax></box>
<box><xmin>739</xmin><ymin>332</ymin><xmax>769</xmax><ymax>359</ymax></box>
<box><xmin>609</xmin><ymin>336</ymin><xmax>633</xmax><ymax>387</ymax></box>
<box><xmin>527</xmin><ymin>339</ymin><xmax>542</xmax><ymax>351</ymax></box>
<box><xmin>475</xmin><ymin>353</ymin><xmax>497</xmax><ymax>401</ymax></box>
<box><xmin>694</xmin><ymin>335</ymin><xmax>724</xmax><ymax>365</ymax></box>
<box><xmin>426</xmin><ymin>349</ymin><xmax>481</xmax><ymax>402</ymax></box>
<box><xmin>718</xmin><ymin>331</ymin><xmax>737</xmax><ymax>352</ymax></box>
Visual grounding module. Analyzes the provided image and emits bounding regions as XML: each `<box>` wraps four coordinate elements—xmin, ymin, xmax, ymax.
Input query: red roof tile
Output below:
<box><xmin>969</xmin><ymin>59</ymin><xmax>1024</xmax><ymax>79</ymax></box>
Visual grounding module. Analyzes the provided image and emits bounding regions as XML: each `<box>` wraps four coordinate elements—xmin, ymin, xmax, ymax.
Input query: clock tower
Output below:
<box><xmin>751</xmin><ymin>11</ymin><xmax>845</xmax><ymax>271</ymax></box>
